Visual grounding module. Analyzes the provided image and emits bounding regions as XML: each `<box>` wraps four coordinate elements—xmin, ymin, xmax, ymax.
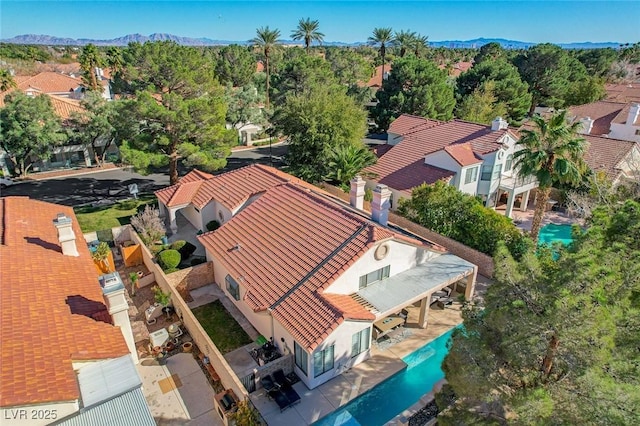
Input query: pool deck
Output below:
<box><xmin>251</xmin><ymin>276</ymin><xmax>493</xmax><ymax>425</ymax></box>
<box><xmin>496</xmin><ymin>203</ymin><xmax>582</xmax><ymax>233</ymax></box>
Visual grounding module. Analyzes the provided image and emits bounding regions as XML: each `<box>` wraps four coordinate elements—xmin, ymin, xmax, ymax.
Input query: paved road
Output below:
<box><xmin>1</xmin><ymin>142</ymin><xmax>290</xmax><ymax>207</ymax></box>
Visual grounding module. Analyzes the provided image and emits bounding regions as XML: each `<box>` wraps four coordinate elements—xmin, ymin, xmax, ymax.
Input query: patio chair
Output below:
<box><xmin>272</xmin><ymin>369</ymin><xmax>291</xmax><ymax>390</ymax></box>
<box><xmin>267</xmin><ymin>389</ymin><xmax>291</xmax><ymax>412</ymax></box>
<box><xmin>261</xmin><ymin>374</ymin><xmax>278</xmax><ymax>392</ymax></box>
<box><xmin>280</xmin><ymin>385</ymin><xmax>301</xmax><ymax>408</ymax></box>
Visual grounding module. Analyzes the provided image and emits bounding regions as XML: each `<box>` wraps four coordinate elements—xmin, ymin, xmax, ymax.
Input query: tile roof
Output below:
<box><xmin>444</xmin><ymin>143</ymin><xmax>484</xmax><ymax>166</ymax></box>
<box><xmin>568</xmin><ymin>101</ymin><xmax>626</xmax><ymax>135</ymax></box>
<box><xmin>16</xmin><ymin>71</ymin><xmax>83</xmax><ymax>94</ymax></box>
<box><xmin>367</xmin><ymin>115</ymin><xmax>511</xmax><ymax>192</ymax></box>
<box><xmin>612</xmin><ymin>103</ymin><xmax>640</xmax><ymax>126</ymax></box>
<box><xmin>198</xmin><ymin>184</ymin><xmax>429</xmax><ymax>351</ymax></box>
<box><xmin>583</xmin><ymin>134</ymin><xmax>638</xmax><ymax>180</ymax></box>
<box><xmin>48</xmin><ymin>94</ymin><xmax>84</xmax><ymax>120</ymax></box>
<box><xmin>604</xmin><ymin>83</ymin><xmax>640</xmax><ymax>103</ymax></box>
<box><xmin>0</xmin><ymin>197</ymin><xmax>129</xmax><ymax>407</ymax></box>
<box><xmin>366</xmin><ymin>64</ymin><xmax>393</xmax><ymax>88</ymax></box>
<box><xmin>156</xmin><ymin>164</ymin><xmax>315</xmax><ymax>210</ymax></box>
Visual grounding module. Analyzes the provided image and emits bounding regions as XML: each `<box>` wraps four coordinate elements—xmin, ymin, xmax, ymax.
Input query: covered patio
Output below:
<box><xmin>357</xmin><ymin>253</ymin><xmax>477</xmax><ymax>332</ymax></box>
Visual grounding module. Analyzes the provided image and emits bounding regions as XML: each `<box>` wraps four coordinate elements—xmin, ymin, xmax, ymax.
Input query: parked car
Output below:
<box><xmin>0</xmin><ymin>177</ymin><xmax>15</xmax><ymax>189</ymax></box>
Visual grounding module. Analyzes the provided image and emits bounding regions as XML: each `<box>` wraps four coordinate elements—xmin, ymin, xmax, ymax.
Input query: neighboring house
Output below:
<box><xmin>366</xmin><ymin>64</ymin><xmax>392</xmax><ymax>90</ymax></box>
<box><xmin>439</xmin><ymin>61</ymin><xmax>473</xmax><ymax>78</ymax></box>
<box><xmin>583</xmin><ymin>134</ymin><xmax>640</xmax><ymax>185</ymax></box>
<box><xmin>604</xmin><ymin>83</ymin><xmax>640</xmax><ymax>103</ymax></box>
<box><xmin>568</xmin><ymin>100</ymin><xmax>640</xmax><ymax>143</ymax></box>
<box><xmin>0</xmin><ymin>70</ymin><xmax>116</xmax><ymax>174</ymax></box>
<box><xmin>155</xmin><ymin>165</ymin><xmax>477</xmax><ymax>390</ymax></box>
<box><xmin>365</xmin><ymin>114</ymin><xmax>538</xmax><ymax>219</ymax></box>
<box><xmin>0</xmin><ymin>197</ymin><xmax>153</xmax><ymax>426</ymax></box>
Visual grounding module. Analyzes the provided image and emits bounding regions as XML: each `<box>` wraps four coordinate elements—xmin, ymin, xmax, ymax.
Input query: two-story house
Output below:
<box><xmin>155</xmin><ymin>165</ymin><xmax>478</xmax><ymax>390</ymax></box>
<box><xmin>568</xmin><ymin>100</ymin><xmax>640</xmax><ymax>143</ymax></box>
<box><xmin>365</xmin><ymin>114</ymin><xmax>538</xmax><ymax>219</ymax></box>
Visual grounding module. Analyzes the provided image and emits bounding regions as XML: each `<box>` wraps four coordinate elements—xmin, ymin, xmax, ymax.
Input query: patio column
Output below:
<box><xmin>504</xmin><ymin>190</ymin><xmax>516</xmax><ymax>218</ymax></box>
<box><xmin>168</xmin><ymin>208</ymin><xmax>178</xmax><ymax>235</ymax></box>
<box><xmin>464</xmin><ymin>267</ymin><xmax>478</xmax><ymax>301</ymax></box>
<box><xmin>521</xmin><ymin>190</ymin><xmax>531</xmax><ymax>212</ymax></box>
<box><xmin>418</xmin><ymin>296</ymin><xmax>430</xmax><ymax>329</ymax></box>
<box><xmin>83</xmin><ymin>145</ymin><xmax>92</xmax><ymax>167</ymax></box>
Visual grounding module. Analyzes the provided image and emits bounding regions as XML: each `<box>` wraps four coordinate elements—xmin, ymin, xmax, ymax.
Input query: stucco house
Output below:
<box><xmin>155</xmin><ymin>165</ymin><xmax>477</xmax><ymax>389</ymax></box>
<box><xmin>0</xmin><ymin>197</ymin><xmax>153</xmax><ymax>425</ymax></box>
<box><xmin>568</xmin><ymin>100</ymin><xmax>640</xmax><ymax>143</ymax></box>
<box><xmin>365</xmin><ymin>114</ymin><xmax>538</xmax><ymax>219</ymax></box>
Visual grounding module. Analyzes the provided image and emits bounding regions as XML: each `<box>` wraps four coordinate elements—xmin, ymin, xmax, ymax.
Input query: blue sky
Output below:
<box><xmin>1</xmin><ymin>1</ymin><xmax>639</xmax><ymax>43</ymax></box>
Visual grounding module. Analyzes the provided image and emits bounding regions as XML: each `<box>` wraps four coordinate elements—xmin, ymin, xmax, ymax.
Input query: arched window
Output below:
<box><xmin>505</xmin><ymin>154</ymin><xmax>513</xmax><ymax>171</ymax></box>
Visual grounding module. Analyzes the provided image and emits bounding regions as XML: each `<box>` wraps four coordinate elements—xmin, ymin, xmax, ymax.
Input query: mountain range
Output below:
<box><xmin>0</xmin><ymin>33</ymin><xmax>622</xmax><ymax>49</ymax></box>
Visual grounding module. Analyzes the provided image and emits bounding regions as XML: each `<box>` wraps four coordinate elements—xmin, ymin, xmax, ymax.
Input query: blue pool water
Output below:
<box><xmin>538</xmin><ymin>223</ymin><xmax>574</xmax><ymax>246</ymax></box>
<box><xmin>313</xmin><ymin>327</ymin><xmax>457</xmax><ymax>426</ymax></box>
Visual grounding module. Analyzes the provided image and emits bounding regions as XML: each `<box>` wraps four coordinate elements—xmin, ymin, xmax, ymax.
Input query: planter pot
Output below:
<box><xmin>182</xmin><ymin>342</ymin><xmax>193</xmax><ymax>353</ymax></box>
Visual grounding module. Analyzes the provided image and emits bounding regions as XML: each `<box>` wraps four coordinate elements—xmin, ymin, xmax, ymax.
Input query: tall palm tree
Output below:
<box><xmin>368</xmin><ymin>27</ymin><xmax>394</xmax><ymax>87</ymax></box>
<box><xmin>78</xmin><ymin>43</ymin><xmax>104</xmax><ymax>91</ymax></box>
<box><xmin>105</xmin><ymin>46</ymin><xmax>124</xmax><ymax>75</ymax></box>
<box><xmin>394</xmin><ymin>30</ymin><xmax>416</xmax><ymax>58</ymax></box>
<box><xmin>413</xmin><ymin>34</ymin><xmax>429</xmax><ymax>57</ymax></box>
<box><xmin>251</xmin><ymin>26</ymin><xmax>281</xmax><ymax>108</ymax></box>
<box><xmin>514</xmin><ymin>110</ymin><xmax>587</xmax><ymax>241</ymax></box>
<box><xmin>291</xmin><ymin>18</ymin><xmax>324</xmax><ymax>55</ymax></box>
<box><xmin>0</xmin><ymin>69</ymin><xmax>17</xmax><ymax>92</ymax></box>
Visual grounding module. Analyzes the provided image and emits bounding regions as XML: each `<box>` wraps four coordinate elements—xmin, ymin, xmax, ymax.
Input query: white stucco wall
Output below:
<box><xmin>458</xmin><ymin>164</ymin><xmax>481</xmax><ymax>195</ymax></box>
<box><xmin>180</xmin><ymin>204</ymin><xmax>203</xmax><ymax>231</ymax></box>
<box><xmin>326</xmin><ymin>241</ymin><xmax>437</xmax><ymax>295</ymax></box>
<box><xmin>610</xmin><ymin>123</ymin><xmax>640</xmax><ymax>143</ymax></box>
<box><xmin>424</xmin><ymin>150</ymin><xmax>461</xmax><ymax>174</ymax></box>
<box><xmin>387</xmin><ymin>132</ymin><xmax>403</xmax><ymax>146</ymax></box>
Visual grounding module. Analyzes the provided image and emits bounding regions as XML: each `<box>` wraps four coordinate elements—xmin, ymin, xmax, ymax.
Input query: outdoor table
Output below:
<box><xmin>373</xmin><ymin>316</ymin><xmax>404</xmax><ymax>339</ymax></box>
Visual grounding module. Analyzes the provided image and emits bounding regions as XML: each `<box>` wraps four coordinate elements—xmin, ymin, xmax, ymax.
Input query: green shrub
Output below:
<box><xmin>157</xmin><ymin>249</ymin><xmax>181</xmax><ymax>270</ymax></box>
<box><xmin>206</xmin><ymin>220</ymin><xmax>221</xmax><ymax>231</ymax></box>
<box><xmin>96</xmin><ymin>228</ymin><xmax>114</xmax><ymax>242</ymax></box>
<box><xmin>178</xmin><ymin>241</ymin><xmax>197</xmax><ymax>258</ymax></box>
<box><xmin>150</xmin><ymin>244</ymin><xmax>164</xmax><ymax>255</ymax></box>
<box><xmin>117</xmin><ymin>199</ymin><xmax>139</xmax><ymax>210</ymax></box>
<box><xmin>170</xmin><ymin>240</ymin><xmax>187</xmax><ymax>251</ymax></box>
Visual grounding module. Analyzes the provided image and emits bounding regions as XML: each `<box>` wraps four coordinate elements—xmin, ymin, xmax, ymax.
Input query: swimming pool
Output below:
<box><xmin>538</xmin><ymin>223</ymin><xmax>574</xmax><ymax>246</ymax></box>
<box><xmin>313</xmin><ymin>327</ymin><xmax>457</xmax><ymax>426</ymax></box>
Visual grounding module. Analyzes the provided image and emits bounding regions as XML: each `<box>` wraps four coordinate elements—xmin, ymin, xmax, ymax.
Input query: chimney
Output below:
<box><xmin>349</xmin><ymin>176</ymin><xmax>366</xmax><ymax>210</ymax></box>
<box><xmin>627</xmin><ymin>103</ymin><xmax>640</xmax><ymax>125</ymax></box>
<box><xmin>578</xmin><ymin>116</ymin><xmax>594</xmax><ymax>134</ymax></box>
<box><xmin>99</xmin><ymin>272</ymin><xmax>139</xmax><ymax>363</ymax></box>
<box><xmin>491</xmin><ymin>117</ymin><xmax>508</xmax><ymax>131</ymax></box>
<box><xmin>53</xmin><ymin>213</ymin><xmax>79</xmax><ymax>257</ymax></box>
<box><xmin>371</xmin><ymin>184</ymin><xmax>391</xmax><ymax>226</ymax></box>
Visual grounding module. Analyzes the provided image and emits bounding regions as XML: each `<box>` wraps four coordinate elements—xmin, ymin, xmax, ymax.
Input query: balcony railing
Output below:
<box><xmin>500</xmin><ymin>174</ymin><xmax>537</xmax><ymax>189</ymax></box>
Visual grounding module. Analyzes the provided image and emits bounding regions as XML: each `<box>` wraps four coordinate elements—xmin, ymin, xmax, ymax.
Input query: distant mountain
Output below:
<box><xmin>0</xmin><ymin>33</ymin><xmax>622</xmax><ymax>49</ymax></box>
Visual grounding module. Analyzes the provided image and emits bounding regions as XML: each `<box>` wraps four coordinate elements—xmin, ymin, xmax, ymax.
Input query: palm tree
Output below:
<box><xmin>251</xmin><ymin>26</ymin><xmax>281</xmax><ymax>108</ymax></box>
<box><xmin>368</xmin><ymin>27</ymin><xmax>394</xmax><ymax>87</ymax></box>
<box><xmin>105</xmin><ymin>46</ymin><xmax>124</xmax><ymax>75</ymax></box>
<box><xmin>514</xmin><ymin>110</ymin><xmax>587</xmax><ymax>241</ymax></box>
<box><xmin>413</xmin><ymin>34</ymin><xmax>429</xmax><ymax>57</ymax></box>
<box><xmin>78</xmin><ymin>43</ymin><xmax>104</xmax><ymax>91</ymax></box>
<box><xmin>324</xmin><ymin>144</ymin><xmax>377</xmax><ymax>187</ymax></box>
<box><xmin>291</xmin><ymin>18</ymin><xmax>324</xmax><ymax>55</ymax></box>
<box><xmin>394</xmin><ymin>30</ymin><xmax>416</xmax><ymax>57</ymax></box>
<box><xmin>0</xmin><ymin>69</ymin><xmax>17</xmax><ymax>92</ymax></box>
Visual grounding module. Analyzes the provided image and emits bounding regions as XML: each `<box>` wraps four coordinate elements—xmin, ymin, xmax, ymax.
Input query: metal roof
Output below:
<box><xmin>77</xmin><ymin>355</ymin><xmax>141</xmax><ymax>407</ymax></box>
<box><xmin>53</xmin><ymin>388</ymin><xmax>155</xmax><ymax>426</ymax></box>
<box><xmin>357</xmin><ymin>253</ymin><xmax>475</xmax><ymax>315</ymax></box>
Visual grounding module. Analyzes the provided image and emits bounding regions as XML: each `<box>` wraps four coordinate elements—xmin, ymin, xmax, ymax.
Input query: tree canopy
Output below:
<box><xmin>442</xmin><ymin>200</ymin><xmax>640</xmax><ymax>425</ymax></box>
<box><xmin>456</xmin><ymin>59</ymin><xmax>531</xmax><ymax>124</ymax></box>
<box><xmin>455</xmin><ymin>80</ymin><xmax>508</xmax><ymax>125</ymax></box>
<box><xmin>115</xmin><ymin>41</ymin><xmax>235</xmax><ymax>184</ymax></box>
<box><xmin>67</xmin><ymin>92</ymin><xmax>117</xmax><ymax>167</ymax></box>
<box><xmin>290</xmin><ymin>18</ymin><xmax>324</xmax><ymax>54</ymax></box>
<box><xmin>270</xmin><ymin>55</ymin><xmax>338</xmax><ymax>105</ymax></box>
<box><xmin>374</xmin><ymin>56</ymin><xmax>455</xmax><ymax>130</ymax></box>
<box><xmin>78</xmin><ymin>43</ymin><xmax>104</xmax><ymax>91</ymax></box>
<box><xmin>251</xmin><ymin>26</ymin><xmax>281</xmax><ymax>107</ymax></box>
<box><xmin>0</xmin><ymin>92</ymin><xmax>66</xmax><ymax>176</ymax></box>
<box><xmin>215</xmin><ymin>44</ymin><xmax>256</xmax><ymax>88</ymax></box>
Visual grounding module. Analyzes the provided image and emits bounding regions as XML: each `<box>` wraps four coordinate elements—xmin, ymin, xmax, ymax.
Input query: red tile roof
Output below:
<box><xmin>568</xmin><ymin>101</ymin><xmax>626</xmax><ymax>135</ymax></box>
<box><xmin>198</xmin><ymin>184</ymin><xmax>430</xmax><ymax>351</ymax></box>
<box><xmin>367</xmin><ymin>115</ymin><xmax>511</xmax><ymax>193</ymax></box>
<box><xmin>48</xmin><ymin>94</ymin><xmax>84</xmax><ymax>120</ymax></box>
<box><xmin>156</xmin><ymin>164</ymin><xmax>315</xmax><ymax>210</ymax></box>
<box><xmin>444</xmin><ymin>143</ymin><xmax>483</xmax><ymax>166</ymax></box>
<box><xmin>613</xmin><ymin>103</ymin><xmax>640</xmax><ymax>126</ymax></box>
<box><xmin>0</xmin><ymin>197</ymin><xmax>129</xmax><ymax>407</ymax></box>
<box><xmin>366</xmin><ymin>64</ymin><xmax>393</xmax><ymax>88</ymax></box>
<box><xmin>604</xmin><ymin>83</ymin><xmax>640</xmax><ymax>103</ymax></box>
<box><xmin>583</xmin><ymin>134</ymin><xmax>638</xmax><ymax>180</ymax></box>
<box><xmin>16</xmin><ymin>71</ymin><xmax>82</xmax><ymax>94</ymax></box>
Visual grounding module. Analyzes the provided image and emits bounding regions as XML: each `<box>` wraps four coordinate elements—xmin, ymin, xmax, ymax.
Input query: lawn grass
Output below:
<box><xmin>74</xmin><ymin>196</ymin><xmax>157</xmax><ymax>233</ymax></box>
<box><xmin>191</xmin><ymin>300</ymin><xmax>252</xmax><ymax>354</ymax></box>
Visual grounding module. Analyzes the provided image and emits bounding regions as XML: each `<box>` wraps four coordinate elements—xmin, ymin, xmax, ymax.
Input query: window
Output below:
<box><xmin>294</xmin><ymin>342</ymin><xmax>308</xmax><ymax>376</ymax></box>
<box><xmin>505</xmin><ymin>155</ymin><xmax>513</xmax><ymax>171</ymax></box>
<box><xmin>492</xmin><ymin>164</ymin><xmax>502</xmax><ymax>180</ymax></box>
<box><xmin>352</xmin><ymin>328</ymin><xmax>371</xmax><ymax>358</ymax></box>
<box><xmin>359</xmin><ymin>265</ymin><xmax>390</xmax><ymax>289</ymax></box>
<box><xmin>481</xmin><ymin>165</ymin><xmax>492</xmax><ymax>181</ymax></box>
<box><xmin>464</xmin><ymin>166</ymin><xmax>478</xmax><ymax>184</ymax></box>
<box><xmin>635</xmin><ymin>129</ymin><xmax>640</xmax><ymax>136</ymax></box>
<box><xmin>225</xmin><ymin>275</ymin><xmax>240</xmax><ymax>301</ymax></box>
<box><xmin>313</xmin><ymin>345</ymin><xmax>335</xmax><ymax>377</ymax></box>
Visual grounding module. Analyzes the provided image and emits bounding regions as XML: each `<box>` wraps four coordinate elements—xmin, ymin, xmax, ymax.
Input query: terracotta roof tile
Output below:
<box><xmin>612</xmin><ymin>103</ymin><xmax>640</xmax><ymax>126</ymax></box>
<box><xmin>48</xmin><ymin>94</ymin><xmax>84</xmax><ymax>120</ymax></box>
<box><xmin>0</xmin><ymin>197</ymin><xmax>129</xmax><ymax>407</ymax></box>
<box><xmin>604</xmin><ymin>83</ymin><xmax>640</xmax><ymax>103</ymax></box>
<box><xmin>366</xmin><ymin>64</ymin><xmax>392</xmax><ymax>88</ymax></box>
<box><xmin>322</xmin><ymin>294</ymin><xmax>376</xmax><ymax>321</ymax></box>
<box><xmin>16</xmin><ymin>71</ymin><xmax>82</xmax><ymax>94</ymax></box>
<box><xmin>198</xmin><ymin>184</ymin><xmax>422</xmax><ymax>351</ymax></box>
<box><xmin>444</xmin><ymin>143</ymin><xmax>483</xmax><ymax>166</ymax></box>
<box><xmin>583</xmin><ymin>134</ymin><xmax>638</xmax><ymax>180</ymax></box>
<box><xmin>568</xmin><ymin>101</ymin><xmax>626</xmax><ymax>135</ymax></box>
<box><xmin>367</xmin><ymin>115</ymin><xmax>508</xmax><ymax>192</ymax></box>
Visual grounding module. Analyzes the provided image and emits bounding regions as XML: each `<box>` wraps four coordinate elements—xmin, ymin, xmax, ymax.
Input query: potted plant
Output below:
<box><xmin>153</xmin><ymin>286</ymin><xmax>172</xmax><ymax>318</ymax></box>
<box><xmin>129</xmin><ymin>272</ymin><xmax>139</xmax><ymax>296</ymax></box>
<box><xmin>91</xmin><ymin>242</ymin><xmax>112</xmax><ymax>273</ymax></box>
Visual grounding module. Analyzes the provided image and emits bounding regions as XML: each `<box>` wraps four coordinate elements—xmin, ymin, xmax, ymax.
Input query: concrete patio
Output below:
<box><xmin>166</xmin><ymin>210</ymin><xmax>206</xmax><ymax>257</ymax></box>
<box><xmin>137</xmin><ymin>352</ymin><xmax>223</xmax><ymax>426</ymax></box>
